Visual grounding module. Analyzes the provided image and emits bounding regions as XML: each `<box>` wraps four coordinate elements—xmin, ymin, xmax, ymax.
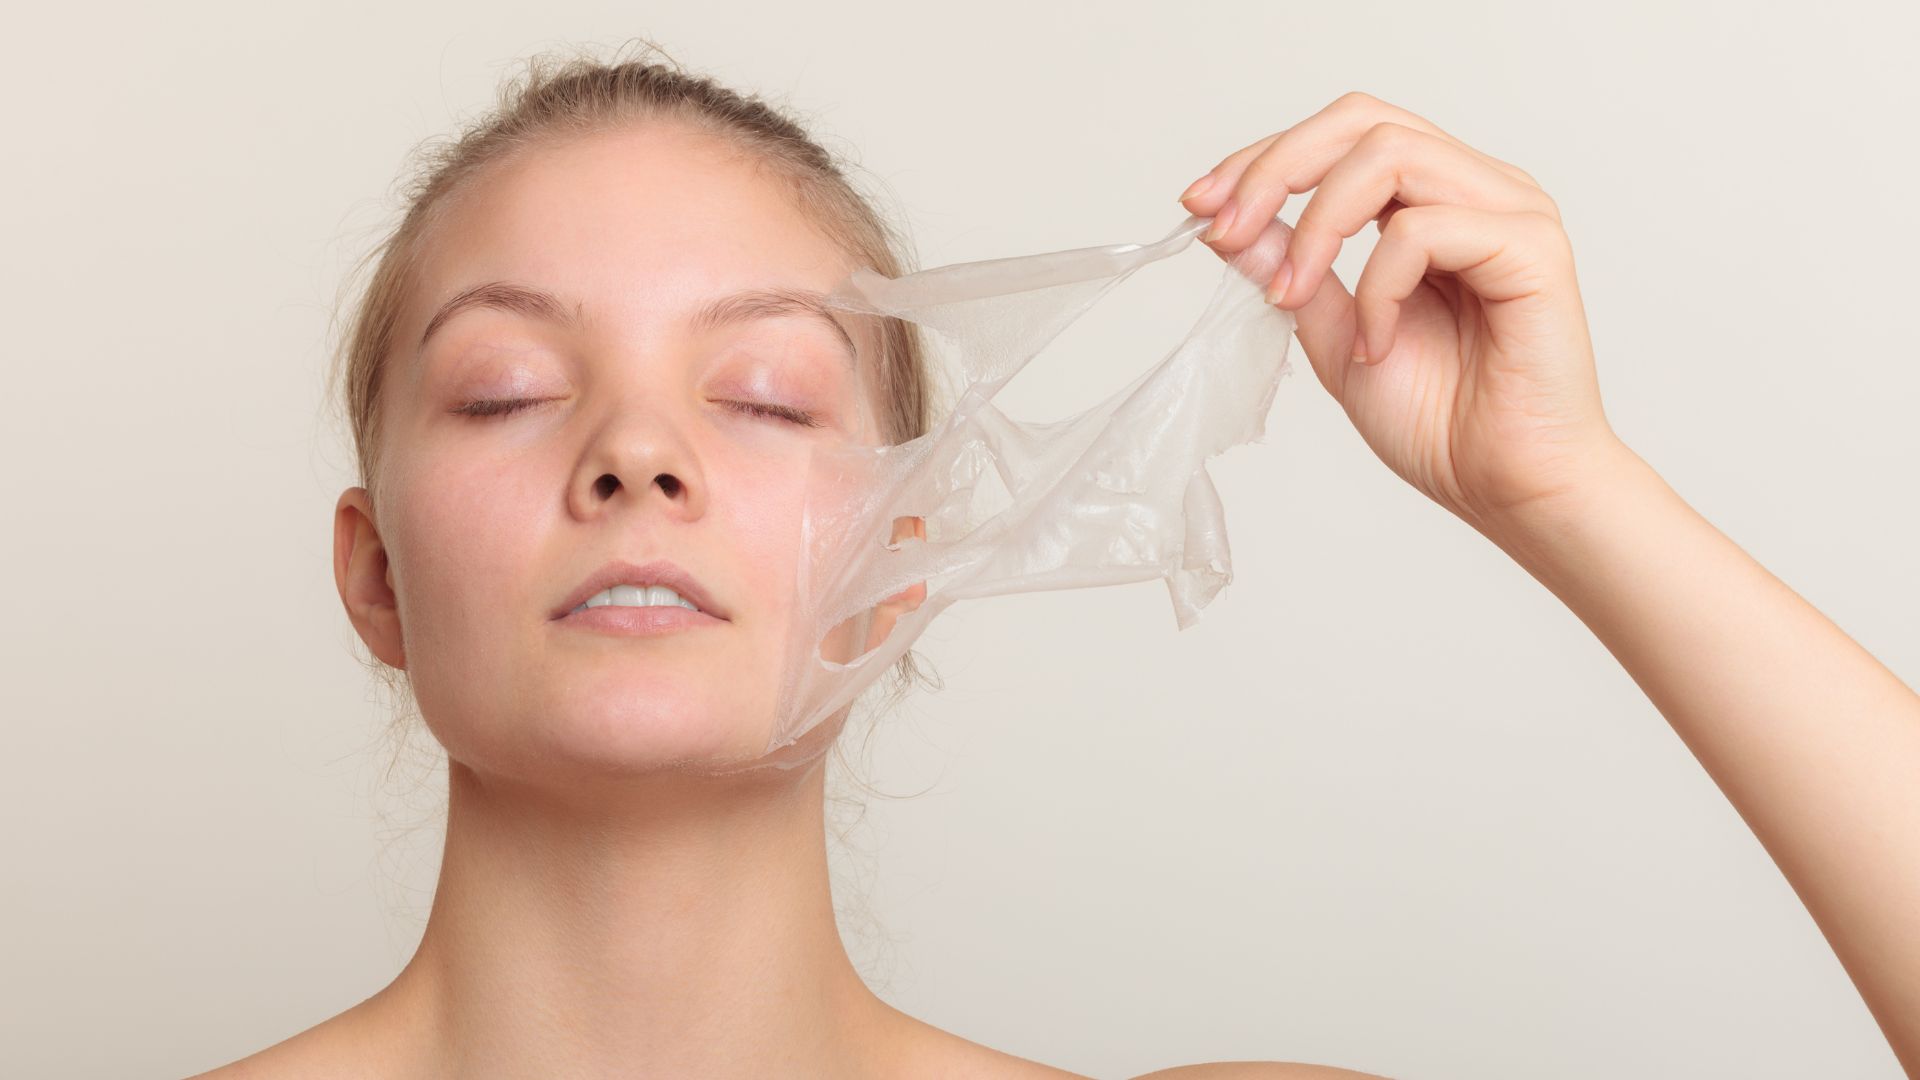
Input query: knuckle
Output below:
<box><xmin>1356</xmin><ymin>120</ymin><xmax>1411</xmax><ymax>156</ymax></box>
<box><xmin>1289</xmin><ymin>218</ymin><xmax>1336</xmax><ymax>265</ymax></box>
<box><xmin>1351</xmin><ymin>262</ymin><xmax>1383</xmax><ymax>301</ymax></box>
<box><xmin>1293</xmin><ymin>204</ymin><xmax>1337</xmax><ymax>251</ymax></box>
<box><xmin>1376</xmin><ymin>119</ymin><xmax>1416</xmax><ymax>142</ymax></box>
<box><xmin>1523</xmin><ymin>210</ymin><xmax>1572</xmax><ymax>257</ymax></box>
<box><xmin>1488</xmin><ymin>154</ymin><xmax>1539</xmax><ymax>187</ymax></box>
<box><xmin>1381</xmin><ymin>202</ymin><xmax>1438</xmax><ymax>239</ymax></box>
<box><xmin>1238</xmin><ymin>147</ymin><xmax>1288</xmax><ymax>190</ymax></box>
<box><xmin>1497</xmin><ymin>156</ymin><xmax>1543</xmax><ymax>186</ymax></box>
<box><xmin>1375</xmin><ymin>208</ymin><xmax>1410</xmax><ymax>243</ymax></box>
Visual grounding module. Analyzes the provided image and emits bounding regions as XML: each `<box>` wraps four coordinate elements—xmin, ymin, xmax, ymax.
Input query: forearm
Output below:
<box><xmin>1479</xmin><ymin>439</ymin><xmax>1920</xmax><ymax>1073</ymax></box>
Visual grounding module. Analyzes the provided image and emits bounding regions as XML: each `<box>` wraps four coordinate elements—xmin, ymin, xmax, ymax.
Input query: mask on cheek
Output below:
<box><xmin>703</xmin><ymin>213</ymin><xmax>1297</xmax><ymax>775</ymax></box>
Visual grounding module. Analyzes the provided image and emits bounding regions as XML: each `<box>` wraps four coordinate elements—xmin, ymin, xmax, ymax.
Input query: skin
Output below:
<box><xmin>1170</xmin><ymin>92</ymin><xmax>1920</xmax><ymax>1076</ymax></box>
<box><xmin>193</xmin><ymin>92</ymin><xmax>1920</xmax><ymax>1079</ymax></box>
<box><xmin>200</xmin><ymin>122</ymin><xmax>1072</xmax><ymax>1080</ymax></box>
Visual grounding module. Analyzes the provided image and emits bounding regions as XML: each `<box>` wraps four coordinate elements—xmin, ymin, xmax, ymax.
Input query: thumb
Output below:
<box><xmin>1204</xmin><ymin>215</ymin><xmax>1360</xmax><ymax>398</ymax></box>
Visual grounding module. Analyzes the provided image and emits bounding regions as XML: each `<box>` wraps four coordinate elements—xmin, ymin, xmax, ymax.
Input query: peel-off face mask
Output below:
<box><xmin>701</xmin><ymin>212</ymin><xmax>1296</xmax><ymax>775</ymax></box>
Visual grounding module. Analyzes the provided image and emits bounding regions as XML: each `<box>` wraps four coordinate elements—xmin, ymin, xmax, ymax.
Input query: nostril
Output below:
<box><xmin>657</xmin><ymin>474</ymin><xmax>681</xmax><ymax>498</ymax></box>
<box><xmin>594</xmin><ymin>474</ymin><xmax>619</xmax><ymax>499</ymax></box>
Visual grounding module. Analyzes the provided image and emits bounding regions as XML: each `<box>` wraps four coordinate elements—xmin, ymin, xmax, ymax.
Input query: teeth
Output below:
<box><xmin>571</xmin><ymin>584</ymin><xmax>701</xmax><ymax>615</ymax></box>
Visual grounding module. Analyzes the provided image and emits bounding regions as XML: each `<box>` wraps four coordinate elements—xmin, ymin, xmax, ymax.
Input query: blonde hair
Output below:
<box><xmin>328</xmin><ymin>40</ymin><xmax>940</xmax><ymax>805</ymax></box>
<box><xmin>334</xmin><ymin>42</ymin><xmax>932</xmax><ymax>493</ymax></box>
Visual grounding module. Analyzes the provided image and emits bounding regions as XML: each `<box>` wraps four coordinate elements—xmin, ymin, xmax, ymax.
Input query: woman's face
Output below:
<box><xmin>335</xmin><ymin>122</ymin><xmax>910</xmax><ymax>782</ymax></box>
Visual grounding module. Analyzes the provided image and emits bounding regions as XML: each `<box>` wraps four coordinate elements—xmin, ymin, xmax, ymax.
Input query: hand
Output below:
<box><xmin>1178</xmin><ymin>91</ymin><xmax>1625</xmax><ymax>535</ymax></box>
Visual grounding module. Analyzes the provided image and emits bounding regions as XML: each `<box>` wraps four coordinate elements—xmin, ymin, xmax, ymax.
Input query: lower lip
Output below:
<box><xmin>553</xmin><ymin>605</ymin><xmax>727</xmax><ymax>636</ymax></box>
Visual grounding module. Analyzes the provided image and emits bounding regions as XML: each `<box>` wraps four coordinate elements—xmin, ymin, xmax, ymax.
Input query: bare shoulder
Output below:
<box><xmin>184</xmin><ymin>995</ymin><xmax>398</xmax><ymax>1080</ymax></box>
<box><xmin>184</xmin><ymin>1036</ymin><xmax>322</xmax><ymax>1080</ymax></box>
<box><xmin>1130</xmin><ymin>1063</ymin><xmax>1396</xmax><ymax>1080</ymax></box>
<box><xmin>183</xmin><ymin>1028</ymin><xmax>355</xmax><ymax>1080</ymax></box>
<box><xmin>896</xmin><ymin>1009</ymin><xmax>1395</xmax><ymax>1080</ymax></box>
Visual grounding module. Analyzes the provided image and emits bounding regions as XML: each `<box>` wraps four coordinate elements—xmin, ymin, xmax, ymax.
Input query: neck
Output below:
<box><xmin>367</xmin><ymin>753</ymin><xmax>901</xmax><ymax>1078</ymax></box>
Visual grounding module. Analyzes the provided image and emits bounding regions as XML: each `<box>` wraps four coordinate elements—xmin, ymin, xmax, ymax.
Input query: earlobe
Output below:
<box><xmin>334</xmin><ymin>487</ymin><xmax>407</xmax><ymax>669</ymax></box>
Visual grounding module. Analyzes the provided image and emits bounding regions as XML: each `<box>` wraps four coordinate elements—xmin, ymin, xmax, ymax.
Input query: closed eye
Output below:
<box><xmin>452</xmin><ymin>397</ymin><xmax>548</xmax><ymax>418</ymax></box>
<box><xmin>719</xmin><ymin>400</ymin><xmax>823</xmax><ymax>428</ymax></box>
<box><xmin>452</xmin><ymin>397</ymin><xmax>822</xmax><ymax>429</ymax></box>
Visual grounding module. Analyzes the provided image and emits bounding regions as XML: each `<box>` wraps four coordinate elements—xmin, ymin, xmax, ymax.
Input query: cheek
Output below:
<box><xmin>699</xmin><ymin>444</ymin><xmax>826</xmax><ymax>665</ymax></box>
<box><xmin>379</xmin><ymin>444</ymin><xmax>550</xmax><ymax>645</ymax></box>
<box><xmin>704</xmin><ymin>444</ymin><xmax>814</xmax><ymax>593</ymax></box>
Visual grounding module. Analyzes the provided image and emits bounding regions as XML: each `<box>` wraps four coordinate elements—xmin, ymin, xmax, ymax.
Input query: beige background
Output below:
<box><xmin>3</xmin><ymin>3</ymin><xmax>1916</xmax><ymax>1077</ymax></box>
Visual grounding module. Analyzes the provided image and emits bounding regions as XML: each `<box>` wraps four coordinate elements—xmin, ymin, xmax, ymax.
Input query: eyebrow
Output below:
<box><xmin>415</xmin><ymin>280</ymin><xmax>859</xmax><ymax>364</ymax></box>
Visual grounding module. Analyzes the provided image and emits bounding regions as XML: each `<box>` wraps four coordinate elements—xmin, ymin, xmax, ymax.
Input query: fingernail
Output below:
<box><xmin>1265</xmin><ymin>258</ymin><xmax>1294</xmax><ymax>306</ymax></box>
<box><xmin>1351</xmin><ymin>334</ymin><xmax>1369</xmax><ymax>364</ymax></box>
<box><xmin>1203</xmin><ymin>200</ymin><xmax>1238</xmax><ymax>243</ymax></box>
<box><xmin>1178</xmin><ymin>173</ymin><xmax>1217</xmax><ymax>202</ymax></box>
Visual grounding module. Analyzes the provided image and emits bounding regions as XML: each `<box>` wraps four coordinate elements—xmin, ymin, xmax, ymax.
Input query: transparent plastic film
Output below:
<box><xmin>716</xmin><ymin>213</ymin><xmax>1296</xmax><ymax>774</ymax></box>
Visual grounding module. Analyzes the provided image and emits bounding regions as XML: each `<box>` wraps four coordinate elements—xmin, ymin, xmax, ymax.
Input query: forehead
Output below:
<box><xmin>402</xmin><ymin>122</ymin><xmax>858</xmax><ymax>350</ymax></box>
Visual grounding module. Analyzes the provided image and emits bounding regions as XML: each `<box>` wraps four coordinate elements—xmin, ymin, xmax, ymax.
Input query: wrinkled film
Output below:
<box><xmin>707</xmin><ymin>213</ymin><xmax>1296</xmax><ymax>774</ymax></box>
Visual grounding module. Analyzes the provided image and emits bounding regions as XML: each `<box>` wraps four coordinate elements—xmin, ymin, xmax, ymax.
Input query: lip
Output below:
<box><xmin>550</xmin><ymin>558</ymin><xmax>731</xmax><ymax>622</ymax></box>
<box><xmin>556</xmin><ymin>604</ymin><xmax>723</xmax><ymax>636</ymax></box>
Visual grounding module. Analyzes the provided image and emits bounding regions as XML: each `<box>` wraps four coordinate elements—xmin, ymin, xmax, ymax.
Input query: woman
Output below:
<box><xmin>196</xmin><ymin>46</ymin><xmax>1919</xmax><ymax>1079</ymax></box>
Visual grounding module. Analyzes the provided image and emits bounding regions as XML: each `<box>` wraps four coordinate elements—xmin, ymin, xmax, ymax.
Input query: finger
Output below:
<box><xmin>1194</xmin><ymin>91</ymin><xmax>1553</xmax><ymax>253</ymax></box>
<box><xmin>1375</xmin><ymin>198</ymin><xmax>1416</xmax><ymax>241</ymax></box>
<box><xmin>1271</xmin><ymin>122</ymin><xmax>1560</xmax><ymax>309</ymax></box>
<box><xmin>865</xmin><ymin>516</ymin><xmax>928</xmax><ymax>653</ymax></box>
<box><xmin>1312</xmin><ymin>91</ymin><xmax>1541</xmax><ymax>188</ymax></box>
<box><xmin>1349</xmin><ymin>204</ymin><xmax>1574</xmax><ymax>366</ymax></box>
<box><xmin>1177</xmin><ymin>129</ymin><xmax>1284</xmax><ymax>214</ymax></box>
<box><xmin>1211</xmin><ymin>215</ymin><xmax>1363</xmax><ymax>398</ymax></box>
<box><xmin>1199</xmin><ymin>135</ymin><xmax>1299</xmax><ymax>252</ymax></box>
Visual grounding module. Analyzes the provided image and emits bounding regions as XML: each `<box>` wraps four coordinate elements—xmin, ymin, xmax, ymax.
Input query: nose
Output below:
<box><xmin>568</xmin><ymin>402</ymin><xmax>709</xmax><ymax>523</ymax></box>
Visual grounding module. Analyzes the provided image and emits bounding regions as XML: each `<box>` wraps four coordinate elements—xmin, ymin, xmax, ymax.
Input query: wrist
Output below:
<box><xmin>1470</xmin><ymin>436</ymin><xmax>1663</xmax><ymax>571</ymax></box>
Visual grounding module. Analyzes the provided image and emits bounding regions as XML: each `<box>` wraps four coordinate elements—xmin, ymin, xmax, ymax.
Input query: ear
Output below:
<box><xmin>334</xmin><ymin>487</ymin><xmax>406</xmax><ymax>669</ymax></box>
<box><xmin>862</xmin><ymin>515</ymin><xmax>927</xmax><ymax>656</ymax></box>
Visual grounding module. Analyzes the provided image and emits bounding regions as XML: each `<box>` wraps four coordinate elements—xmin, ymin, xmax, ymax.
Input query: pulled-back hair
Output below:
<box><xmin>332</xmin><ymin>40</ymin><xmax>932</xmax><ymax>498</ymax></box>
<box><xmin>327</xmin><ymin>40</ymin><xmax>940</xmax><ymax>817</ymax></box>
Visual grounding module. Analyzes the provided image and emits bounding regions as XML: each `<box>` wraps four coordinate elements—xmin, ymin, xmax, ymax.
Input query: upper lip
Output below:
<box><xmin>551</xmin><ymin>559</ymin><xmax>730</xmax><ymax>621</ymax></box>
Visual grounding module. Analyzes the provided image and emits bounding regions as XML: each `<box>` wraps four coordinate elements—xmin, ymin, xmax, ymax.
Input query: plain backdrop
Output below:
<box><xmin>3</xmin><ymin>3</ymin><xmax>1915</xmax><ymax>1078</ymax></box>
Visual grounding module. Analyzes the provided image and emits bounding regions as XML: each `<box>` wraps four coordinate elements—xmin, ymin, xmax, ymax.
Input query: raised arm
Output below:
<box><xmin>1180</xmin><ymin>90</ymin><xmax>1918</xmax><ymax>1073</ymax></box>
<box><xmin>1485</xmin><ymin>435</ymin><xmax>1920</xmax><ymax>1074</ymax></box>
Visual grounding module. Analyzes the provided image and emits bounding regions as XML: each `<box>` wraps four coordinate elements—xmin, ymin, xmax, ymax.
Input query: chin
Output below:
<box><xmin>420</xmin><ymin>684</ymin><xmax>784</xmax><ymax>790</ymax></box>
<box><xmin>529</xmin><ymin>689</ymin><xmax>854</xmax><ymax>781</ymax></box>
<box><xmin>545</xmin><ymin>687</ymin><xmax>783</xmax><ymax>773</ymax></box>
